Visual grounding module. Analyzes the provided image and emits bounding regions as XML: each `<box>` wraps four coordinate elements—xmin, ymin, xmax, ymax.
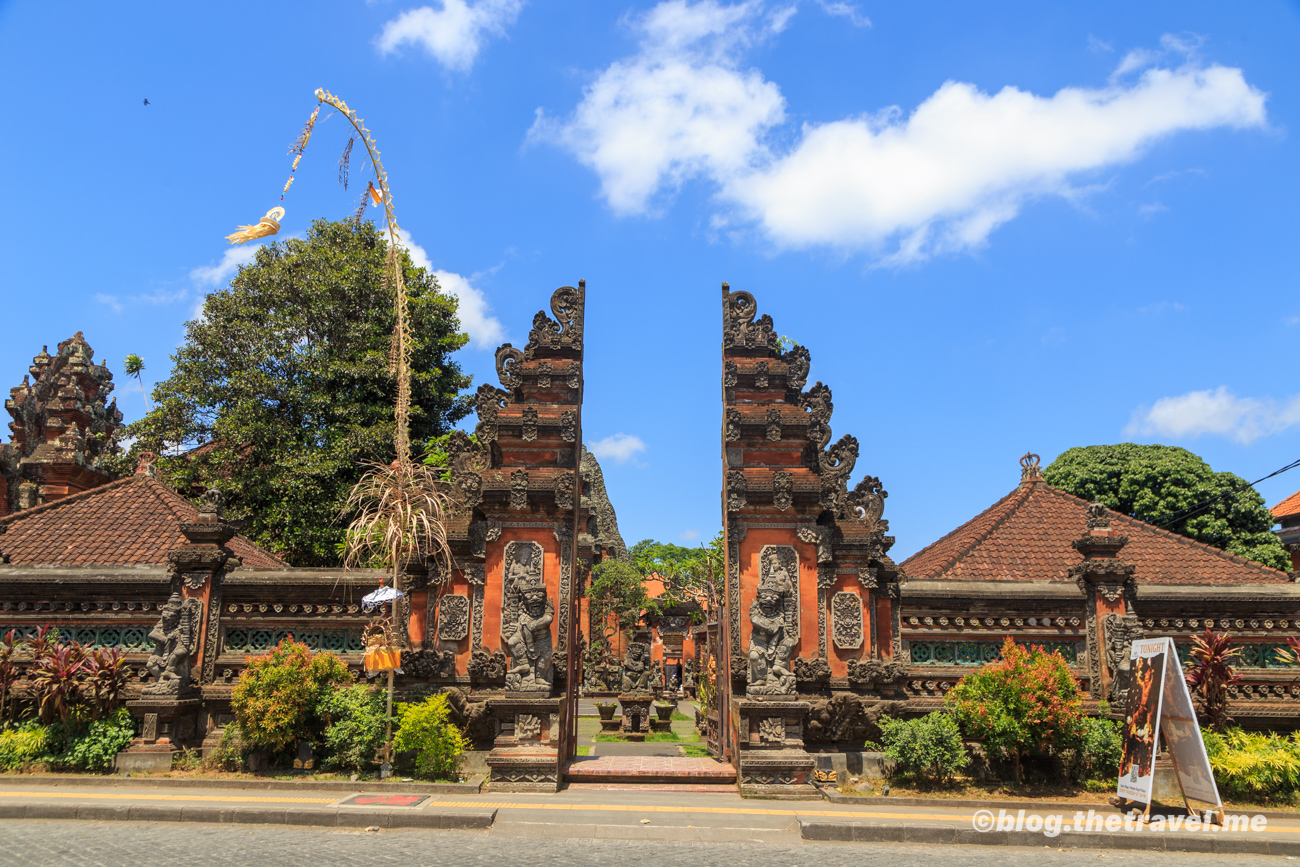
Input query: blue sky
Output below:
<box><xmin>1</xmin><ymin>1</ymin><xmax>1298</xmax><ymax>560</ymax></box>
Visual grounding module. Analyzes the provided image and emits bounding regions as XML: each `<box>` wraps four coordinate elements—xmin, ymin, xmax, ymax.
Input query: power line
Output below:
<box><xmin>1156</xmin><ymin>457</ymin><xmax>1300</xmax><ymax>530</ymax></box>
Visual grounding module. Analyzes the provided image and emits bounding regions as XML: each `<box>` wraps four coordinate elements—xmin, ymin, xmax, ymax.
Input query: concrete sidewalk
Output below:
<box><xmin>1</xmin><ymin>777</ymin><xmax>1298</xmax><ymax>855</ymax></box>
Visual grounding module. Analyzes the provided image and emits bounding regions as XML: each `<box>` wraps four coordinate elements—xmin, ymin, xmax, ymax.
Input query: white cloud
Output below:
<box><xmin>94</xmin><ymin>293</ymin><xmax>123</xmax><ymax>314</ymax></box>
<box><xmin>678</xmin><ymin>529</ymin><xmax>701</xmax><ymax>541</ymax></box>
<box><xmin>816</xmin><ymin>1</ymin><xmax>869</xmax><ymax>27</ymax></box>
<box><xmin>1125</xmin><ymin>386</ymin><xmax>1300</xmax><ymax>445</ymax></box>
<box><xmin>1286</xmin><ymin>316</ymin><xmax>1300</xmax><ymax>327</ymax></box>
<box><xmin>588</xmin><ymin>433</ymin><xmax>647</xmax><ymax>465</ymax></box>
<box><xmin>376</xmin><ymin>0</ymin><xmax>522</xmax><ymax>72</ymax></box>
<box><xmin>528</xmin><ymin>0</ymin><xmax>786</xmax><ymax>215</ymax></box>
<box><xmin>395</xmin><ymin>231</ymin><xmax>506</xmax><ymax>349</ymax></box>
<box><xmin>535</xmin><ymin>5</ymin><xmax>1267</xmax><ymax>262</ymax></box>
<box><xmin>1138</xmin><ymin>301</ymin><xmax>1185</xmax><ymax>315</ymax></box>
<box><xmin>95</xmin><ymin>287</ymin><xmax>189</xmax><ymax>314</ymax></box>
<box><xmin>190</xmin><ymin>245</ymin><xmax>261</xmax><ymax>287</ymax></box>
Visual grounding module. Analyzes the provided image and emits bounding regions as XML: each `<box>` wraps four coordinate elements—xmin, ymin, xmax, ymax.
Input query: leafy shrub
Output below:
<box><xmin>318</xmin><ymin>684</ymin><xmax>389</xmax><ymax>772</ymax></box>
<box><xmin>203</xmin><ymin>723</ymin><xmax>248</xmax><ymax>772</ymax></box>
<box><xmin>1203</xmin><ymin>728</ymin><xmax>1300</xmax><ymax>803</ymax></box>
<box><xmin>1184</xmin><ymin>629</ymin><xmax>1242</xmax><ymax>730</ymax></box>
<box><xmin>877</xmin><ymin>712</ymin><xmax>968</xmax><ymax>785</ymax></box>
<box><xmin>54</xmin><ymin>708</ymin><xmax>136</xmax><ymax>772</ymax></box>
<box><xmin>231</xmin><ymin>638</ymin><xmax>353</xmax><ymax>754</ymax></box>
<box><xmin>392</xmin><ymin>693</ymin><xmax>466</xmax><ymax>781</ymax></box>
<box><xmin>1065</xmin><ymin>709</ymin><xmax>1122</xmax><ymax>784</ymax></box>
<box><xmin>0</xmin><ymin>720</ymin><xmax>52</xmax><ymax>770</ymax></box>
<box><xmin>946</xmin><ymin>638</ymin><xmax>1083</xmax><ymax>782</ymax></box>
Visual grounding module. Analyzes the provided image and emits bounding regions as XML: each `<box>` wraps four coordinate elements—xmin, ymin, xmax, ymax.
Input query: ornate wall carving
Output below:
<box><xmin>772</xmin><ymin>471</ymin><xmax>793</xmax><ymax>511</ymax></box>
<box><xmin>501</xmin><ymin>541</ymin><xmax>552</xmax><ymax>690</ymax></box>
<box><xmin>747</xmin><ymin>545</ymin><xmax>798</xmax><ymax>696</ymax></box>
<box><xmin>438</xmin><ymin>594</ymin><xmax>470</xmax><ymax>641</ymax></box>
<box><xmin>831</xmin><ymin>591</ymin><xmax>864</xmax><ymax>650</ymax></box>
<box><xmin>510</xmin><ymin>469</ymin><xmax>529</xmax><ymax>511</ymax></box>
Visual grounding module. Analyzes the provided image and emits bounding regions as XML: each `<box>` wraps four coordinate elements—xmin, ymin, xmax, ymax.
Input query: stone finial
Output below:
<box><xmin>1085</xmin><ymin>502</ymin><xmax>1111</xmax><ymax>530</ymax></box>
<box><xmin>1019</xmin><ymin>452</ymin><xmax>1043</xmax><ymax>484</ymax></box>
<box><xmin>197</xmin><ymin>487</ymin><xmax>226</xmax><ymax>521</ymax></box>
<box><xmin>136</xmin><ymin>452</ymin><xmax>158</xmax><ymax>477</ymax></box>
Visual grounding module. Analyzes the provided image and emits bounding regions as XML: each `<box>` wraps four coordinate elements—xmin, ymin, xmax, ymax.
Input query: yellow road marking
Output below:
<box><xmin>0</xmin><ymin>791</ymin><xmax>334</xmax><ymax>804</ymax></box>
<box><xmin>0</xmin><ymin>790</ymin><xmax>1294</xmax><ymax>836</ymax></box>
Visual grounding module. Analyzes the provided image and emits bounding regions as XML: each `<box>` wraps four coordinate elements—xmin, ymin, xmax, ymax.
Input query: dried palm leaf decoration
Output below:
<box><xmin>339</xmin><ymin>137</ymin><xmax>354</xmax><ymax>189</ymax></box>
<box><xmin>225</xmin><ymin>207</ymin><xmax>284</xmax><ymax>245</ymax></box>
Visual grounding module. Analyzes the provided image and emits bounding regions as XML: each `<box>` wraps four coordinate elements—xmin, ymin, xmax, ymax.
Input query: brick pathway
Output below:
<box><xmin>564</xmin><ymin>756</ymin><xmax>737</xmax><ymax>783</ymax></box>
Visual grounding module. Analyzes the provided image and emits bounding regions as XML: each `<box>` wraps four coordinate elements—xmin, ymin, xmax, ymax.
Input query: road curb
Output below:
<box><xmin>0</xmin><ymin>801</ymin><xmax>497</xmax><ymax>830</ymax></box>
<box><xmin>0</xmin><ymin>773</ymin><xmax>485</xmax><ymax>795</ymax></box>
<box><xmin>798</xmin><ymin>819</ymin><xmax>1300</xmax><ymax>856</ymax></box>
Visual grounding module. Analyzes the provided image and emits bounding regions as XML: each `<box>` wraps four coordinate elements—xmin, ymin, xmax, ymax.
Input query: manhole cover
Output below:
<box><xmin>342</xmin><ymin>794</ymin><xmax>429</xmax><ymax>807</ymax></box>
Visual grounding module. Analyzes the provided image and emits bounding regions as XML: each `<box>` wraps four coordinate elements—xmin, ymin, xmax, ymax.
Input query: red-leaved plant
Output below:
<box><xmin>1183</xmin><ymin>628</ymin><xmax>1242</xmax><ymax>731</ymax></box>
<box><xmin>946</xmin><ymin>637</ymin><xmax>1084</xmax><ymax>783</ymax></box>
<box><xmin>31</xmin><ymin>642</ymin><xmax>87</xmax><ymax>726</ymax></box>
<box><xmin>81</xmin><ymin>648</ymin><xmax>129</xmax><ymax>720</ymax></box>
<box><xmin>0</xmin><ymin>629</ymin><xmax>22</xmax><ymax>725</ymax></box>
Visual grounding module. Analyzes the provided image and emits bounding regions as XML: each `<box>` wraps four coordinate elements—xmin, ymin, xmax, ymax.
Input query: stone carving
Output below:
<box><xmin>797</xmin><ymin>525</ymin><xmax>833</xmax><ymax>564</ymax></box>
<box><xmin>723</xmin><ymin>360</ymin><xmax>738</xmax><ymax>387</ymax></box>
<box><xmin>818</xmin><ymin>435</ymin><xmax>859</xmax><ymax>512</ymax></box>
<box><xmin>725</xmin><ymin>408</ymin><xmax>741</xmax><ymax>442</ymax></box>
<box><xmin>510</xmin><ymin>469</ymin><xmax>529</xmax><ymax>510</ymax></box>
<box><xmin>845</xmin><ymin>476</ymin><xmax>888</xmax><ymax>534</ymax></box>
<box><xmin>468</xmin><ymin>647</ymin><xmax>506</xmax><ymax>684</ymax></box>
<box><xmin>468</xmin><ymin>521</ymin><xmax>501</xmax><ymax>559</ymax></box>
<box><xmin>198</xmin><ymin>487</ymin><xmax>226</xmax><ymax>519</ymax></box>
<box><xmin>516</xmin><ymin>714</ymin><xmax>543</xmax><ymax>740</ymax></box>
<box><xmin>722</xmin><ymin>284</ymin><xmax>775</xmax><ymax>351</ymax></box>
<box><xmin>501</xmin><ymin>541</ymin><xmax>552</xmax><ymax>691</ymax></box>
<box><xmin>143</xmin><ymin>593</ymin><xmax>202</xmax><ymax>695</ymax></box>
<box><xmin>772</xmin><ymin>471</ymin><xmax>793</xmax><ymax>511</ymax></box>
<box><xmin>832</xmin><ymin>591</ymin><xmax>864</xmax><ymax>650</ymax></box>
<box><xmin>521</xmin><ymin>406</ymin><xmax>538</xmax><ymax>442</ymax></box>
<box><xmin>726</xmin><ymin>470</ymin><xmax>747</xmax><ymax>512</ymax></box>
<box><xmin>794</xmin><ymin>655</ymin><xmax>831</xmax><ymax>683</ymax></box>
<box><xmin>1086</xmin><ymin>502</ymin><xmax>1111</xmax><ymax>530</ymax></box>
<box><xmin>495</xmin><ymin>344</ymin><xmax>525</xmax><ymax>391</ymax></box>
<box><xmin>536</xmin><ymin>361</ymin><xmax>552</xmax><ymax>388</ymax></box>
<box><xmin>554</xmin><ymin>475</ymin><xmax>574</xmax><ymax>511</ymax></box>
<box><xmin>748</xmin><ymin>546</ymin><xmax>799</xmax><ymax>696</ymax></box>
<box><xmin>560</xmin><ymin>410</ymin><xmax>576</xmax><ymax>443</ymax></box>
<box><xmin>403</xmin><ymin>648</ymin><xmax>456</xmax><ymax>679</ymax></box>
<box><xmin>816</xmin><ymin>563</ymin><xmax>836</xmax><ymax>590</ymax></box>
<box><xmin>782</xmin><ymin>345</ymin><xmax>810</xmax><ymax>393</ymax></box>
<box><xmin>758</xmin><ymin>716</ymin><xmax>785</xmax><ymax>744</ymax></box>
<box><xmin>754</xmin><ymin>361</ymin><xmax>769</xmax><ymax>388</ymax></box>
<box><xmin>526</xmin><ymin>285</ymin><xmax>584</xmax><ymax>358</ymax></box>
<box><xmin>554</xmin><ymin>523</ymin><xmax>573</xmax><ymax>656</ymax></box>
<box><xmin>581</xmin><ymin>447</ymin><xmax>628</xmax><ymax>560</ymax></box>
<box><xmin>651</xmin><ymin>659</ymin><xmax>664</xmax><ymax>690</ymax></box>
<box><xmin>475</xmin><ymin>384</ymin><xmax>508</xmax><ymax>443</ymax></box>
<box><xmin>846</xmin><ymin>658</ymin><xmax>905</xmax><ymax>687</ymax></box>
<box><xmin>1104</xmin><ymin>614</ymin><xmax>1146</xmax><ymax>705</ymax></box>
<box><xmin>1020</xmin><ymin>451</ymin><xmax>1042</xmax><ymax>482</ymax></box>
<box><xmin>728</xmin><ymin>521</ymin><xmax>745</xmax><ymax>660</ymax></box>
<box><xmin>438</xmin><ymin>594</ymin><xmax>470</xmax><ymax>641</ymax></box>
<box><xmin>766</xmin><ymin>407</ymin><xmax>782</xmax><ymax>441</ymax></box>
<box><xmin>566</xmin><ymin>362</ymin><xmax>580</xmax><ymax>389</ymax></box>
<box><xmin>621</xmin><ymin>642</ymin><xmax>651</xmax><ymax>693</ymax></box>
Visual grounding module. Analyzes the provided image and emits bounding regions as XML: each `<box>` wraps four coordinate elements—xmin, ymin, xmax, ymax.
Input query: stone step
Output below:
<box><xmin>563</xmin><ymin>756</ymin><xmax>737</xmax><ymax>784</ymax></box>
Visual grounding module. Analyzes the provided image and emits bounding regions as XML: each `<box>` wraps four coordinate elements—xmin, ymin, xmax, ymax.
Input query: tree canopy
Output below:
<box><xmin>1044</xmin><ymin>444</ymin><xmax>1290</xmax><ymax>571</ymax></box>
<box><xmin>129</xmin><ymin>219</ymin><xmax>472</xmax><ymax>566</ymax></box>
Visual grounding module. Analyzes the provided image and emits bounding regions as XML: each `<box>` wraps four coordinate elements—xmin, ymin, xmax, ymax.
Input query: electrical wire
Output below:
<box><xmin>1156</xmin><ymin>457</ymin><xmax>1300</xmax><ymax>530</ymax></box>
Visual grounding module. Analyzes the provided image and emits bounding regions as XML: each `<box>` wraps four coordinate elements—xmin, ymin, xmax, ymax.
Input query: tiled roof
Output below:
<box><xmin>1273</xmin><ymin>490</ymin><xmax>1300</xmax><ymax>520</ymax></box>
<box><xmin>902</xmin><ymin>481</ymin><xmax>1289</xmax><ymax>585</ymax></box>
<box><xmin>0</xmin><ymin>474</ymin><xmax>286</xmax><ymax>568</ymax></box>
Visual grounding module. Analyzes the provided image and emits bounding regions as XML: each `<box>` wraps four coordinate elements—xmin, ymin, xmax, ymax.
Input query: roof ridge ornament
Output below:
<box><xmin>1020</xmin><ymin>451</ymin><xmax>1042</xmax><ymax>484</ymax></box>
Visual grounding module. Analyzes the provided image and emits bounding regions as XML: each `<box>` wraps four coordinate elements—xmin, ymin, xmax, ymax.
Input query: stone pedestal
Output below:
<box><xmin>116</xmin><ymin>696</ymin><xmax>202</xmax><ymax>773</ymax></box>
<box><xmin>618</xmin><ymin>694</ymin><xmax>652</xmax><ymax>742</ymax></box>
<box><xmin>485</xmin><ymin>694</ymin><xmax>564</xmax><ymax>792</ymax></box>
<box><xmin>733</xmin><ymin>699</ymin><xmax>818</xmax><ymax>799</ymax></box>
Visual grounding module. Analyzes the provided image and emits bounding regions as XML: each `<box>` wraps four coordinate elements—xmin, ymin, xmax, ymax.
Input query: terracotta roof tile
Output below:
<box><xmin>0</xmin><ymin>475</ymin><xmax>286</xmax><ymax>569</ymax></box>
<box><xmin>1273</xmin><ymin>489</ymin><xmax>1300</xmax><ymax>520</ymax></box>
<box><xmin>902</xmin><ymin>481</ymin><xmax>1289</xmax><ymax>586</ymax></box>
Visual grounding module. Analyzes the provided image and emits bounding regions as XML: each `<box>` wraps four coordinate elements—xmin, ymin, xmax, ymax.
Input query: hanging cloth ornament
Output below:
<box><xmin>225</xmin><ymin>207</ymin><xmax>285</xmax><ymax>245</ymax></box>
<box><xmin>367</xmin><ymin>181</ymin><xmax>383</xmax><ymax>207</ymax></box>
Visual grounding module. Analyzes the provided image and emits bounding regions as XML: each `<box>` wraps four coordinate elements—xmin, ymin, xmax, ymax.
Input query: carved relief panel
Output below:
<box><xmin>831</xmin><ymin>591</ymin><xmax>863</xmax><ymax>650</ymax></box>
<box><xmin>438</xmin><ymin>594</ymin><xmax>470</xmax><ymax>642</ymax></box>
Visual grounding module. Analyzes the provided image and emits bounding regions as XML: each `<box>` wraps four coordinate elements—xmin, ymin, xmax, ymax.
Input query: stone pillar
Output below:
<box><xmin>120</xmin><ymin>486</ymin><xmax>238</xmax><ymax>769</ymax></box>
<box><xmin>1069</xmin><ymin>503</ymin><xmax>1140</xmax><ymax>705</ymax></box>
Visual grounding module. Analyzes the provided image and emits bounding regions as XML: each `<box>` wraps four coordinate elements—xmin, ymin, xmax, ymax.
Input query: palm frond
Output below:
<box><xmin>342</xmin><ymin>459</ymin><xmax>453</xmax><ymax>582</ymax></box>
<box><xmin>339</xmin><ymin>137</ymin><xmax>354</xmax><ymax>189</ymax></box>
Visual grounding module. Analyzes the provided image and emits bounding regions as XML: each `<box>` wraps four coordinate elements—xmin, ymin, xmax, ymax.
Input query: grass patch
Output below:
<box><xmin>645</xmin><ymin>732</ymin><xmax>680</xmax><ymax>743</ymax></box>
<box><xmin>681</xmin><ymin>745</ymin><xmax>712</xmax><ymax>758</ymax></box>
<box><xmin>671</xmin><ymin>711</ymin><xmax>693</xmax><ymax>721</ymax></box>
<box><xmin>593</xmin><ymin>735</ymin><xmax>622</xmax><ymax>743</ymax></box>
<box><xmin>575</xmin><ymin>745</ymin><xmax>591</xmax><ymax>756</ymax></box>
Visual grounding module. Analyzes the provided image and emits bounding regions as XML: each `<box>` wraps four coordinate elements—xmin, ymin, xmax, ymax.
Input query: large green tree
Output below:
<box><xmin>129</xmin><ymin>219</ymin><xmax>472</xmax><ymax>566</ymax></box>
<box><xmin>1044</xmin><ymin>444</ymin><xmax>1290</xmax><ymax>571</ymax></box>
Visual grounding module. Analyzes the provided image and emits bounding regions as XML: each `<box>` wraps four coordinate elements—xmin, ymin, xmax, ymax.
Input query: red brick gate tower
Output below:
<box><xmin>720</xmin><ymin>283</ymin><xmax>903</xmax><ymax>797</ymax></box>
<box><xmin>438</xmin><ymin>283</ymin><xmax>595</xmax><ymax>792</ymax></box>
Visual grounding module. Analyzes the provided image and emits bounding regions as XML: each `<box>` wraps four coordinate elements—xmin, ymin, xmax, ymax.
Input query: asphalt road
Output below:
<box><xmin>0</xmin><ymin>820</ymin><xmax>1285</xmax><ymax>867</ymax></box>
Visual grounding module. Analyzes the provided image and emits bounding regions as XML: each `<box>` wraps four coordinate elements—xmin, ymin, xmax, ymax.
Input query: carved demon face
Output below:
<box><xmin>757</xmin><ymin>588</ymin><xmax>783</xmax><ymax>616</ymax></box>
<box><xmin>522</xmin><ymin>586</ymin><xmax>546</xmax><ymax>615</ymax></box>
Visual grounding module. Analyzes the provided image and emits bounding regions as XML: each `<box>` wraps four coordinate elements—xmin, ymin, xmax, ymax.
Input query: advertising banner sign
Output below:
<box><xmin>1117</xmin><ymin>637</ymin><xmax>1222</xmax><ymax>814</ymax></box>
